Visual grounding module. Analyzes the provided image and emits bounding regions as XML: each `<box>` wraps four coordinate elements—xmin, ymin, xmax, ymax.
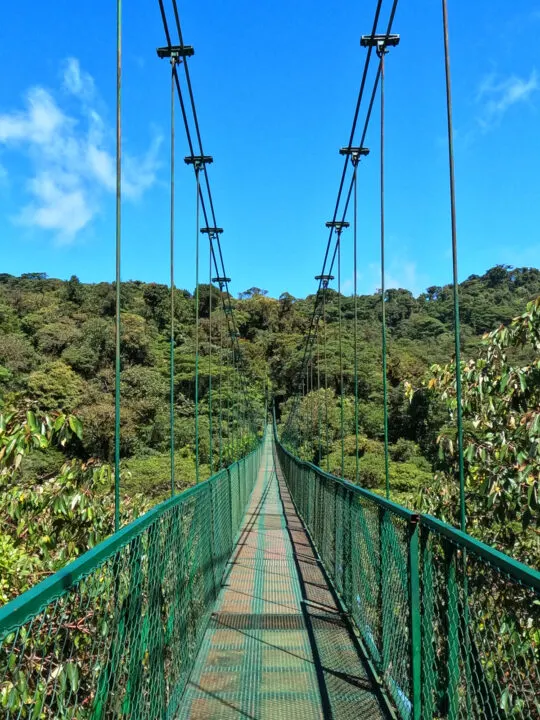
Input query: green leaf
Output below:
<box><xmin>68</xmin><ymin>415</ymin><xmax>83</xmax><ymax>440</ymax></box>
<box><xmin>53</xmin><ymin>414</ymin><xmax>66</xmax><ymax>431</ymax></box>
<box><xmin>65</xmin><ymin>662</ymin><xmax>79</xmax><ymax>693</ymax></box>
<box><xmin>500</xmin><ymin>688</ymin><xmax>510</xmax><ymax>712</ymax></box>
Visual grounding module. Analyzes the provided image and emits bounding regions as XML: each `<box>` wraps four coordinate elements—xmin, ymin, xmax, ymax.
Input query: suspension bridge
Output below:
<box><xmin>0</xmin><ymin>0</ymin><xmax>539</xmax><ymax>718</ymax></box>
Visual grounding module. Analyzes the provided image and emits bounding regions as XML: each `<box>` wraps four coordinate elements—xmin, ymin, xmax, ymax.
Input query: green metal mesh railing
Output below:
<box><xmin>0</xmin><ymin>442</ymin><xmax>262</xmax><ymax>719</ymax></box>
<box><xmin>274</xmin><ymin>431</ymin><xmax>540</xmax><ymax>720</ymax></box>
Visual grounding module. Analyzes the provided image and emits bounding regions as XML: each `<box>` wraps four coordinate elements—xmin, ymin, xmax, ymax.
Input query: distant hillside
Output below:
<box><xmin>1</xmin><ymin>265</ymin><xmax>539</xmax><ymax>499</ymax></box>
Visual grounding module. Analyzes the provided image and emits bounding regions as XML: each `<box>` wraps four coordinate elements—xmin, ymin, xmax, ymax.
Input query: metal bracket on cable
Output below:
<box><xmin>315</xmin><ymin>274</ymin><xmax>334</xmax><ymax>290</ymax></box>
<box><xmin>360</xmin><ymin>33</ymin><xmax>400</xmax><ymax>57</ymax></box>
<box><xmin>184</xmin><ymin>154</ymin><xmax>213</xmax><ymax>171</ymax></box>
<box><xmin>212</xmin><ymin>276</ymin><xmax>231</xmax><ymax>289</ymax></box>
<box><xmin>156</xmin><ymin>45</ymin><xmax>195</xmax><ymax>62</ymax></box>
<box><xmin>340</xmin><ymin>146</ymin><xmax>370</xmax><ymax>167</ymax></box>
<box><xmin>325</xmin><ymin>221</ymin><xmax>350</xmax><ymax>233</ymax></box>
<box><xmin>201</xmin><ymin>227</ymin><xmax>223</xmax><ymax>241</ymax></box>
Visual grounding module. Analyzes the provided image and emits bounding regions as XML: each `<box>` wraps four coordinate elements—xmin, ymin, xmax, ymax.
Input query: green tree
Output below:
<box><xmin>414</xmin><ymin>297</ymin><xmax>540</xmax><ymax>564</ymax></box>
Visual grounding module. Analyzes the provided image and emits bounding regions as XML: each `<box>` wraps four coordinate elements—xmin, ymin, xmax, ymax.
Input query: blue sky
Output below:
<box><xmin>0</xmin><ymin>0</ymin><xmax>538</xmax><ymax>299</ymax></box>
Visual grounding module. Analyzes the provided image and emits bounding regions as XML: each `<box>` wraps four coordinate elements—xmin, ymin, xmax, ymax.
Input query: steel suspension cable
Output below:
<box><xmin>114</xmin><ymin>0</ymin><xmax>122</xmax><ymax>531</ymax></box>
<box><xmin>353</xmin><ymin>163</ymin><xmax>359</xmax><ymax>484</ymax></box>
<box><xmin>317</xmin><ymin>2</ymin><xmax>401</xmax><ymax>291</ymax></box>
<box><xmin>208</xmin><ymin>241</ymin><xmax>213</xmax><ymax>474</ymax></box>
<box><xmin>282</xmin><ymin>2</ymin><xmax>389</xmax><ymax>438</ymax></box>
<box><xmin>379</xmin><ymin>47</ymin><xmax>391</xmax><ymax>500</ymax></box>
<box><xmin>322</xmin><ymin>289</ymin><xmax>330</xmax><ymax>472</ymax></box>
<box><xmin>170</xmin><ymin>0</ymin><xmax>256</xmax><ymax>435</ymax></box>
<box><xmin>317</xmin><ymin>326</ymin><xmax>322</xmax><ymax>464</ymax></box>
<box><xmin>283</xmin><ymin>3</ymin><xmax>400</xmax><ymax>440</ymax></box>
<box><xmin>194</xmin><ymin>166</ymin><xmax>201</xmax><ymax>483</ymax></box>
<box><xmin>169</xmin><ymin>60</ymin><xmax>177</xmax><ymax>497</ymax></box>
<box><xmin>218</xmin><ymin>304</ymin><xmax>223</xmax><ymax>468</ymax></box>
<box><xmin>442</xmin><ymin>0</ymin><xmax>465</xmax><ymax>532</ymax></box>
<box><xmin>227</xmin><ymin>342</ymin><xmax>233</xmax><ymax>461</ymax></box>
<box><xmin>158</xmin><ymin>2</ymin><xmax>258</xmax><ymax>439</ymax></box>
<box><xmin>338</xmin><ymin>234</ymin><xmax>345</xmax><ymax>478</ymax></box>
<box><xmin>310</xmin><ymin>360</ymin><xmax>314</xmax><ymax>454</ymax></box>
<box><xmin>441</xmin><ymin>10</ymin><xmax>472</xmax><ymax>712</ymax></box>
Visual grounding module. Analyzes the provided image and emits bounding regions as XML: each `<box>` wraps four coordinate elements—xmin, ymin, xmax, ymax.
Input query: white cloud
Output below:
<box><xmin>0</xmin><ymin>87</ymin><xmax>68</xmax><ymax>145</ymax></box>
<box><xmin>0</xmin><ymin>58</ymin><xmax>161</xmax><ymax>242</ymax></box>
<box><xmin>355</xmin><ymin>259</ymin><xmax>423</xmax><ymax>296</ymax></box>
<box><xmin>19</xmin><ymin>173</ymin><xmax>94</xmax><ymax>239</ymax></box>
<box><xmin>62</xmin><ymin>57</ymin><xmax>95</xmax><ymax>101</ymax></box>
<box><xmin>477</xmin><ymin>70</ymin><xmax>538</xmax><ymax>130</ymax></box>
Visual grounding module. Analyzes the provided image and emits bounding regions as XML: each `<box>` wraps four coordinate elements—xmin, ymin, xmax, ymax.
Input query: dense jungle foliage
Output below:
<box><xmin>0</xmin><ymin>264</ymin><xmax>539</xmax><ymax>601</ymax></box>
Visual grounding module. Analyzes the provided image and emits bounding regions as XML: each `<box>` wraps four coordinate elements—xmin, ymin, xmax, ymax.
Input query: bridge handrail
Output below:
<box><xmin>274</xmin><ymin>420</ymin><xmax>540</xmax><ymax>720</ymax></box>
<box><xmin>0</xmin><ymin>435</ymin><xmax>265</xmax><ymax>718</ymax></box>
<box><xmin>274</xmin><ymin>428</ymin><xmax>540</xmax><ymax>591</ymax></box>
<box><xmin>0</xmin><ymin>439</ymin><xmax>263</xmax><ymax>636</ymax></box>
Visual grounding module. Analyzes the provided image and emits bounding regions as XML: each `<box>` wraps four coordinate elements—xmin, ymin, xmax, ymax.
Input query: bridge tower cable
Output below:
<box><xmin>341</xmin><ymin>146</ymin><xmax>370</xmax><ymax>483</ymax></box>
<box><xmin>325</xmin><ymin>8</ymin><xmax>401</xmax><ymax>282</ymax></box>
<box><xmin>209</xmin><ymin>241</ymin><xmax>213</xmax><ymax>472</ymax></box>
<box><xmin>160</xmin><ymin>1</ymin><xmax>258</xmax><ymax>445</ymax></box>
<box><xmin>169</xmin><ymin>55</ymin><xmax>177</xmax><ymax>496</ymax></box>
<box><xmin>316</xmin><ymin>325</ymin><xmax>322</xmax><ymax>464</ymax></box>
<box><xmin>213</xmin><ymin>276</ymin><xmax>230</xmax><ymax>467</ymax></box>
<box><xmin>218</xmin><ymin>299</ymin><xmax>223</xmax><ymax>467</ymax></box>
<box><xmin>114</xmin><ymin>0</ymin><xmax>122</xmax><ymax>531</ymax></box>
<box><xmin>327</xmin><ymin>222</ymin><xmax>350</xmax><ymax>478</ymax></box>
<box><xmin>316</xmin><ymin>275</ymin><xmax>334</xmax><ymax>470</ymax></box>
<box><xmin>284</xmin><ymin>1</ymin><xmax>400</xmax><ymax>443</ymax></box>
<box><xmin>442</xmin><ymin>0</ymin><xmax>465</xmax><ymax>534</ymax></box>
<box><xmin>185</xmin><ymin>155</ymin><xmax>213</xmax><ymax>483</ymax></box>
<box><xmin>441</xmin><ymin>5</ymin><xmax>472</xmax><ymax>712</ymax></box>
<box><xmin>282</xmin><ymin>0</ymin><xmax>388</xmax><ymax>443</ymax></box>
<box><xmin>157</xmin><ymin>44</ymin><xmax>195</xmax><ymax>496</ymax></box>
<box><xmin>310</xmin><ymin>359</ymin><xmax>314</xmax><ymax>453</ymax></box>
<box><xmin>361</xmin><ymin>32</ymin><xmax>400</xmax><ymax>500</ymax></box>
<box><xmin>202</xmin><ymin>228</ymin><xmax>223</xmax><ymax>474</ymax></box>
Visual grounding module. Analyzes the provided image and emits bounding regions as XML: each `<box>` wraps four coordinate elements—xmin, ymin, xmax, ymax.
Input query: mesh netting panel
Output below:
<box><xmin>0</xmin><ymin>443</ymin><xmax>262</xmax><ymax>718</ymax></box>
<box><xmin>421</xmin><ymin>525</ymin><xmax>540</xmax><ymax>720</ymax></box>
<box><xmin>275</xmin><ymin>433</ymin><xmax>539</xmax><ymax>720</ymax></box>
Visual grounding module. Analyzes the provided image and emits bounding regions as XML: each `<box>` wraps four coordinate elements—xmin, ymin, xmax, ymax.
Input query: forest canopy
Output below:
<box><xmin>0</xmin><ymin>264</ymin><xmax>539</xmax><ymax>583</ymax></box>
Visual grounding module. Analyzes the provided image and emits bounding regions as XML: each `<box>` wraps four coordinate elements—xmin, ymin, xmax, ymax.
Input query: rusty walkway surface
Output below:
<box><xmin>178</xmin><ymin>433</ymin><xmax>390</xmax><ymax>719</ymax></box>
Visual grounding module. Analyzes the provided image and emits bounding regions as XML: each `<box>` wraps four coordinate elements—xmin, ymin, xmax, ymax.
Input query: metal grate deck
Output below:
<box><xmin>177</xmin><ymin>434</ymin><xmax>391</xmax><ymax>719</ymax></box>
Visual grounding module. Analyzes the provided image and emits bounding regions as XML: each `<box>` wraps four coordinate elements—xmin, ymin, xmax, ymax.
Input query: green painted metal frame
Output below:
<box><xmin>274</xmin><ymin>422</ymin><xmax>540</xmax><ymax>720</ymax></box>
<box><xmin>0</xmin><ymin>437</ymin><xmax>264</xmax><ymax>718</ymax></box>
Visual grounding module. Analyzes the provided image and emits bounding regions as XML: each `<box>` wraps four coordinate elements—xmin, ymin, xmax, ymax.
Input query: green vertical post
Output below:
<box><xmin>379</xmin><ymin>507</ymin><xmax>391</xmax><ymax>673</ymax></box>
<box><xmin>408</xmin><ymin>517</ymin><xmax>422</xmax><ymax>720</ymax></box>
<box><xmin>218</xmin><ymin>313</ymin><xmax>223</xmax><ymax>468</ymax></box>
<box><xmin>147</xmin><ymin>522</ymin><xmax>166</xmax><ymax>718</ymax></box>
<box><xmin>194</xmin><ymin>167</ymin><xmax>200</xmax><ymax>483</ymax></box>
<box><xmin>420</xmin><ymin>529</ymin><xmax>436</xmax><ymax>717</ymax></box>
<box><xmin>114</xmin><ymin>0</ymin><xmax>122</xmax><ymax>532</ymax></box>
<box><xmin>322</xmin><ymin>289</ymin><xmax>330</xmax><ymax>472</ymax></box>
<box><xmin>169</xmin><ymin>60</ymin><xmax>177</xmax><ymax>497</ymax></box>
<box><xmin>441</xmin><ymin>0</ymin><xmax>465</xmax><ymax>532</ymax></box>
<box><xmin>353</xmin><ymin>166</ymin><xmax>359</xmax><ymax>484</ymax></box>
<box><xmin>445</xmin><ymin>541</ymin><xmax>460</xmax><ymax>719</ymax></box>
<box><xmin>122</xmin><ymin>540</ymin><xmax>143</xmax><ymax>716</ymax></box>
<box><xmin>379</xmin><ymin>48</ymin><xmax>391</xmax><ymax>501</ymax></box>
<box><xmin>337</xmin><ymin>232</ymin><xmax>345</xmax><ymax>479</ymax></box>
<box><xmin>316</xmin><ymin>326</ymin><xmax>322</xmax><ymax>465</ymax></box>
<box><xmin>208</xmin><ymin>244</ymin><xmax>213</xmax><ymax>474</ymax></box>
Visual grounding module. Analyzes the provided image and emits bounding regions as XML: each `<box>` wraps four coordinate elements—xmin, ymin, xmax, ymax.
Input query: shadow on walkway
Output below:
<box><xmin>177</xmin><ymin>435</ymin><xmax>392</xmax><ymax>719</ymax></box>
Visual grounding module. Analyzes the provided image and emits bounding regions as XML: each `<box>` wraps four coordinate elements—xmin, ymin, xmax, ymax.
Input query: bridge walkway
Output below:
<box><xmin>178</xmin><ymin>433</ymin><xmax>390</xmax><ymax>719</ymax></box>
